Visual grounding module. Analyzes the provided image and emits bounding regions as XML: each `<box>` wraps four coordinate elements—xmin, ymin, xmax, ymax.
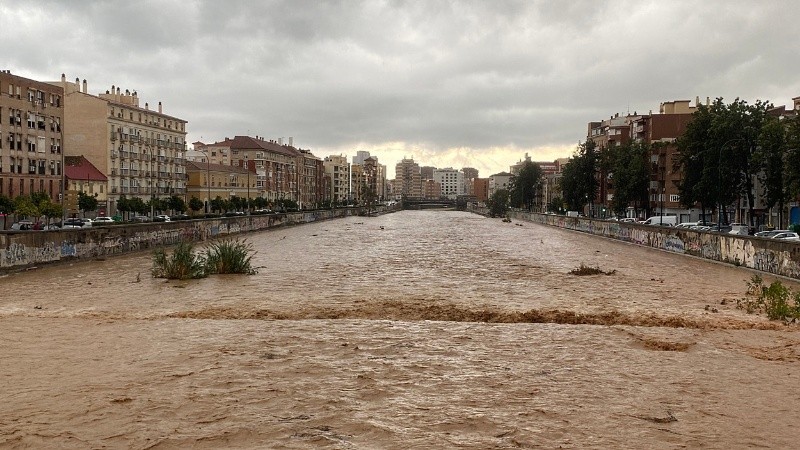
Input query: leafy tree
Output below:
<box><xmin>509</xmin><ymin>161</ymin><xmax>544</xmax><ymax>211</ymax></box>
<box><xmin>757</xmin><ymin>117</ymin><xmax>788</xmax><ymax>226</ymax></box>
<box><xmin>168</xmin><ymin>195</ymin><xmax>186</xmax><ymax>214</ymax></box>
<box><xmin>210</xmin><ymin>196</ymin><xmax>225</xmax><ymax>213</ymax></box>
<box><xmin>129</xmin><ymin>197</ymin><xmax>148</xmax><ymax>215</ymax></box>
<box><xmin>547</xmin><ymin>196</ymin><xmax>564</xmax><ymax>214</ymax></box>
<box><xmin>252</xmin><ymin>196</ymin><xmax>267</xmax><ymax>209</ymax></box>
<box><xmin>487</xmin><ymin>189</ymin><xmax>510</xmax><ymax>218</ymax></box>
<box><xmin>784</xmin><ymin>114</ymin><xmax>800</xmax><ymax>201</ymax></box>
<box><xmin>78</xmin><ymin>191</ymin><xmax>99</xmax><ymax>217</ymax></box>
<box><xmin>0</xmin><ymin>194</ymin><xmax>13</xmax><ymax>229</ymax></box>
<box><xmin>561</xmin><ymin>140</ymin><xmax>598</xmax><ymax>212</ymax></box>
<box><xmin>677</xmin><ymin>98</ymin><xmax>772</xmax><ymax>226</ymax></box>
<box><xmin>189</xmin><ymin>196</ymin><xmax>203</xmax><ymax>215</ymax></box>
<box><xmin>13</xmin><ymin>195</ymin><xmax>39</xmax><ymax>219</ymax></box>
<box><xmin>40</xmin><ymin>202</ymin><xmax>63</xmax><ymax>224</ymax></box>
<box><xmin>676</xmin><ymin>102</ymin><xmax>717</xmax><ymax>222</ymax></box>
<box><xmin>610</xmin><ymin>142</ymin><xmax>650</xmax><ymax>217</ymax></box>
<box><xmin>117</xmin><ymin>196</ymin><xmax>131</xmax><ymax>220</ymax></box>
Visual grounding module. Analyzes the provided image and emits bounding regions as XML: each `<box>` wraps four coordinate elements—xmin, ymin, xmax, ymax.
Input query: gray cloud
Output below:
<box><xmin>2</xmin><ymin>0</ymin><xmax>799</xmax><ymax>175</ymax></box>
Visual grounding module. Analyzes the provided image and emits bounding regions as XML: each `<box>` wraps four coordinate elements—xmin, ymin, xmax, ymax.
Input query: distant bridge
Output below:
<box><xmin>402</xmin><ymin>198</ymin><xmax>457</xmax><ymax>210</ymax></box>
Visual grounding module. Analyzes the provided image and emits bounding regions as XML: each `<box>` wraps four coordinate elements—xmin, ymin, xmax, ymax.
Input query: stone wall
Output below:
<box><xmin>505</xmin><ymin>210</ymin><xmax>800</xmax><ymax>280</ymax></box>
<box><xmin>0</xmin><ymin>208</ymin><xmax>383</xmax><ymax>272</ymax></box>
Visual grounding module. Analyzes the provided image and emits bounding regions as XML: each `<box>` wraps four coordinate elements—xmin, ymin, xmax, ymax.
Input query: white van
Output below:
<box><xmin>642</xmin><ymin>216</ymin><xmax>677</xmax><ymax>226</ymax></box>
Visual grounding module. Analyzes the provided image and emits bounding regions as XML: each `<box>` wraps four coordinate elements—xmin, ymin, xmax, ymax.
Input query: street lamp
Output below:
<box><xmin>196</xmin><ymin>148</ymin><xmax>211</xmax><ymax>214</ymax></box>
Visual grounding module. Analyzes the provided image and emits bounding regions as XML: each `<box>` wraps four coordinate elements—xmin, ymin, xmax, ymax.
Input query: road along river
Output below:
<box><xmin>1</xmin><ymin>210</ymin><xmax>799</xmax><ymax>448</ymax></box>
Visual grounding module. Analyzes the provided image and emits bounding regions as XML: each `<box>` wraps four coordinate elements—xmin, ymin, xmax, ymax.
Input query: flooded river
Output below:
<box><xmin>1</xmin><ymin>210</ymin><xmax>799</xmax><ymax>448</ymax></box>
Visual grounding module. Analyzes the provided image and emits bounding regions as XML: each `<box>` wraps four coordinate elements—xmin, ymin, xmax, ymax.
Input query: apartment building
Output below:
<box><xmin>395</xmin><ymin>158</ymin><xmax>422</xmax><ymax>199</ymax></box>
<box><xmin>324</xmin><ymin>154</ymin><xmax>350</xmax><ymax>204</ymax></box>
<box><xmin>423</xmin><ymin>179</ymin><xmax>441</xmax><ymax>200</ymax></box>
<box><xmin>363</xmin><ymin>156</ymin><xmax>387</xmax><ymax>201</ymax></box>
<box><xmin>0</xmin><ymin>70</ymin><xmax>65</xmax><ymax>202</ymax></box>
<box><xmin>631</xmin><ymin>102</ymin><xmax>695</xmax><ymax>220</ymax></box>
<box><xmin>184</xmin><ymin>160</ymin><xmax>254</xmax><ymax>211</ymax></box>
<box><xmin>433</xmin><ymin>167</ymin><xmax>464</xmax><ymax>199</ymax></box>
<box><xmin>488</xmin><ymin>172</ymin><xmax>513</xmax><ymax>198</ymax></box>
<box><xmin>473</xmin><ymin>178</ymin><xmax>489</xmax><ymax>202</ymax></box>
<box><xmin>461</xmin><ymin>167</ymin><xmax>479</xmax><ymax>196</ymax></box>
<box><xmin>297</xmin><ymin>148</ymin><xmax>324</xmax><ymax>209</ymax></box>
<box><xmin>49</xmin><ymin>75</ymin><xmax>187</xmax><ymax>216</ymax></box>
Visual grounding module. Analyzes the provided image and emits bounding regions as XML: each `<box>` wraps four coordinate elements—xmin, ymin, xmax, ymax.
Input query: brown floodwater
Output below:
<box><xmin>1</xmin><ymin>211</ymin><xmax>799</xmax><ymax>449</ymax></box>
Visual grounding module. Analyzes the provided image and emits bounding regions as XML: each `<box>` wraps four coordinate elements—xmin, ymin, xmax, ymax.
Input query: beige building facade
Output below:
<box><xmin>50</xmin><ymin>75</ymin><xmax>188</xmax><ymax>215</ymax></box>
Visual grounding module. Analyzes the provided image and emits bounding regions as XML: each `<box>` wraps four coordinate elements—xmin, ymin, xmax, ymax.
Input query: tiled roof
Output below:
<box><xmin>185</xmin><ymin>160</ymin><xmax>251</xmax><ymax>174</ymax></box>
<box><xmin>209</xmin><ymin>135</ymin><xmax>301</xmax><ymax>158</ymax></box>
<box><xmin>64</xmin><ymin>156</ymin><xmax>108</xmax><ymax>181</ymax></box>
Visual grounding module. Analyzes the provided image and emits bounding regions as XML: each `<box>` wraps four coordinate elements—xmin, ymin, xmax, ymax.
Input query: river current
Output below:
<box><xmin>1</xmin><ymin>210</ymin><xmax>799</xmax><ymax>448</ymax></box>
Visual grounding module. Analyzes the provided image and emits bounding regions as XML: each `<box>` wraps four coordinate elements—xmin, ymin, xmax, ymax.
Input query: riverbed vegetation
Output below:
<box><xmin>152</xmin><ymin>238</ymin><xmax>257</xmax><ymax>280</ymax></box>
<box><xmin>737</xmin><ymin>275</ymin><xmax>800</xmax><ymax>322</ymax></box>
<box><xmin>569</xmin><ymin>263</ymin><xmax>616</xmax><ymax>276</ymax></box>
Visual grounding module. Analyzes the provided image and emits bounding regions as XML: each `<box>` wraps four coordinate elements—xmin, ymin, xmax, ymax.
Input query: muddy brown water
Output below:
<box><xmin>1</xmin><ymin>211</ymin><xmax>799</xmax><ymax>449</ymax></box>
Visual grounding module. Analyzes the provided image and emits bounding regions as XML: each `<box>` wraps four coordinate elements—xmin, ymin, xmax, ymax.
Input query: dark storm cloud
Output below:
<box><xmin>2</xmin><ymin>0</ymin><xmax>799</xmax><ymax>174</ymax></box>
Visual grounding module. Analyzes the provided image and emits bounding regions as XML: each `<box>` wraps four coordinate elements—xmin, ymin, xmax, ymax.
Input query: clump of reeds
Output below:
<box><xmin>204</xmin><ymin>239</ymin><xmax>257</xmax><ymax>275</ymax></box>
<box><xmin>152</xmin><ymin>242</ymin><xmax>208</xmax><ymax>280</ymax></box>
<box><xmin>568</xmin><ymin>263</ymin><xmax>616</xmax><ymax>276</ymax></box>
<box><xmin>152</xmin><ymin>238</ymin><xmax>257</xmax><ymax>280</ymax></box>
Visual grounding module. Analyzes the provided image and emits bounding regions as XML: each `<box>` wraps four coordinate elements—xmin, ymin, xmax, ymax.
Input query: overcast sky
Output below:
<box><xmin>3</xmin><ymin>1</ymin><xmax>799</xmax><ymax>178</ymax></box>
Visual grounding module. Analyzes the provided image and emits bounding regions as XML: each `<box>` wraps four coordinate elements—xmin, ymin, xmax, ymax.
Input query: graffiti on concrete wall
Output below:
<box><xmin>0</xmin><ymin>206</ymin><xmax>364</xmax><ymax>271</ymax></box>
<box><xmin>510</xmin><ymin>211</ymin><xmax>800</xmax><ymax>280</ymax></box>
<box><xmin>664</xmin><ymin>236</ymin><xmax>685</xmax><ymax>254</ymax></box>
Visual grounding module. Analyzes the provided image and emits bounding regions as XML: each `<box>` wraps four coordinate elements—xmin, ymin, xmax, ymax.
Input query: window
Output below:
<box><xmin>27</xmin><ymin>112</ymin><xmax>35</xmax><ymax>128</ymax></box>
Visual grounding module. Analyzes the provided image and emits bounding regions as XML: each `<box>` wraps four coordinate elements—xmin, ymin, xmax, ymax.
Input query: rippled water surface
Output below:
<box><xmin>1</xmin><ymin>211</ymin><xmax>799</xmax><ymax>448</ymax></box>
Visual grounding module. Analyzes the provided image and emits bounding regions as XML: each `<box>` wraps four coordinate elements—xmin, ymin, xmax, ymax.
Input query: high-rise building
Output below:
<box><xmin>324</xmin><ymin>154</ymin><xmax>350</xmax><ymax>203</ymax></box>
<box><xmin>420</xmin><ymin>166</ymin><xmax>436</xmax><ymax>180</ymax></box>
<box><xmin>395</xmin><ymin>158</ymin><xmax>422</xmax><ymax>199</ymax></box>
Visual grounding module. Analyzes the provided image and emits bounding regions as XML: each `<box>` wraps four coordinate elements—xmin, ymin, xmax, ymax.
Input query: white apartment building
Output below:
<box><xmin>433</xmin><ymin>167</ymin><xmax>464</xmax><ymax>199</ymax></box>
<box><xmin>488</xmin><ymin>172</ymin><xmax>513</xmax><ymax>198</ymax></box>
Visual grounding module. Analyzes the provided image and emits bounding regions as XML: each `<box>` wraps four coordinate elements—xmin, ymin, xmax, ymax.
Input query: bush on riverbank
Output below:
<box><xmin>151</xmin><ymin>238</ymin><xmax>257</xmax><ymax>279</ymax></box>
<box><xmin>737</xmin><ymin>275</ymin><xmax>800</xmax><ymax>321</ymax></box>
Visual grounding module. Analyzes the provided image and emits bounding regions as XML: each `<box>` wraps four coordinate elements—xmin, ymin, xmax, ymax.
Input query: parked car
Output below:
<box><xmin>153</xmin><ymin>215</ymin><xmax>171</xmax><ymax>222</ymax></box>
<box><xmin>772</xmin><ymin>232</ymin><xmax>800</xmax><ymax>241</ymax></box>
<box><xmin>92</xmin><ymin>216</ymin><xmax>115</xmax><ymax>224</ymax></box>
<box><xmin>62</xmin><ymin>218</ymin><xmax>92</xmax><ymax>229</ymax></box>
<box><xmin>755</xmin><ymin>230</ymin><xmax>786</xmax><ymax>238</ymax></box>
<box><xmin>10</xmin><ymin>220</ymin><xmax>34</xmax><ymax>231</ymax></box>
<box><xmin>169</xmin><ymin>213</ymin><xmax>190</xmax><ymax>221</ymax></box>
<box><xmin>675</xmin><ymin>221</ymin><xmax>700</xmax><ymax>229</ymax></box>
<box><xmin>131</xmin><ymin>215</ymin><xmax>151</xmax><ymax>223</ymax></box>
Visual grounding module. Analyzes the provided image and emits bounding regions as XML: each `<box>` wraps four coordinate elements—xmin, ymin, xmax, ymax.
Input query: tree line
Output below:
<box><xmin>555</xmin><ymin>98</ymin><xmax>800</xmax><ymax>224</ymax></box>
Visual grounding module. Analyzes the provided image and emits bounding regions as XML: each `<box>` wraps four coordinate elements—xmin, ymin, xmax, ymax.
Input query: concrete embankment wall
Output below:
<box><xmin>501</xmin><ymin>210</ymin><xmax>800</xmax><ymax>280</ymax></box>
<box><xmin>0</xmin><ymin>207</ymin><xmax>387</xmax><ymax>272</ymax></box>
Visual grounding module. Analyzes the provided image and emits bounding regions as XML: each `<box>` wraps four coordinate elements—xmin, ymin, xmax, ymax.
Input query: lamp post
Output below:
<box><xmin>245</xmin><ymin>156</ymin><xmax>250</xmax><ymax>214</ymax></box>
<box><xmin>196</xmin><ymin>148</ymin><xmax>211</xmax><ymax>214</ymax></box>
<box><xmin>716</xmin><ymin>138</ymin><xmax>745</xmax><ymax>231</ymax></box>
